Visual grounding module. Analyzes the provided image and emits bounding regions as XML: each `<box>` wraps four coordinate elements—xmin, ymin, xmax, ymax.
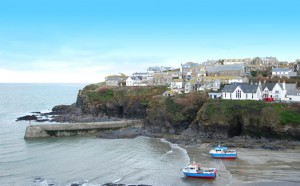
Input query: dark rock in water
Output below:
<box><xmin>36</xmin><ymin>118</ymin><xmax>50</xmax><ymax>122</ymax></box>
<box><xmin>32</xmin><ymin>112</ymin><xmax>41</xmax><ymax>114</ymax></box>
<box><xmin>69</xmin><ymin>180</ymin><xmax>88</xmax><ymax>186</ymax></box>
<box><xmin>261</xmin><ymin>144</ymin><xmax>282</xmax><ymax>150</ymax></box>
<box><xmin>16</xmin><ymin>115</ymin><xmax>38</xmax><ymax>121</ymax></box>
<box><xmin>33</xmin><ymin>177</ymin><xmax>44</xmax><ymax>182</ymax></box>
<box><xmin>52</xmin><ymin>105</ymin><xmax>66</xmax><ymax>113</ymax></box>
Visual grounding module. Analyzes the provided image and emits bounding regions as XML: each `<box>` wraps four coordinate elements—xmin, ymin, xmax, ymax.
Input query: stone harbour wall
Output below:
<box><xmin>24</xmin><ymin>120</ymin><xmax>144</xmax><ymax>139</ymax></box>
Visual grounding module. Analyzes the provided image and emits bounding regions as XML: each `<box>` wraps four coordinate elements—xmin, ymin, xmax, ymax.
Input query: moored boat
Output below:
<box><xmin>182</xmin><ymin>162</ymin><xmax>217</xmax><ymax>179</ymax></box>
<box><xmin>209</xmin><ymin>145</ymin><xmax>237</xmax><ymax>159</ymax></box>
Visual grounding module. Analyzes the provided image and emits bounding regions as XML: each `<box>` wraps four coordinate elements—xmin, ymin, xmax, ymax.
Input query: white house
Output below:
<box><xmin>262</xmin><ymin>82</ymin><xmax>286</xmax><ymax>101</ymax></box>
<box><xmin>272</xmin><ymin>68</ymin><xmax>296</xmax><ymax>78</ymax></box>
<box><xmin>170</xmin><ymin>79</ymin><xmax>184</xmax><ymax>93</ymax></box>
<box><xmin>222</xmin><ymin>83</ymin><xmax>262</xmax><ymax>100</ymax></box>
<box><xmin>126</xmin><ymin>76</ymin><xmax>142</xmax><ymax>86</ymax></box>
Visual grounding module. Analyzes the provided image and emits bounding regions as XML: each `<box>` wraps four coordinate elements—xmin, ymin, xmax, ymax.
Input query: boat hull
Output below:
<box><xmin>210</xmin><ymin>153</ymin><xmax>237</xmax><ymax>159</ymax></box>
<box><xmin>183</xmin><ymin>172</ymin><xmax>216</xmax><ymax>179</ymax></box>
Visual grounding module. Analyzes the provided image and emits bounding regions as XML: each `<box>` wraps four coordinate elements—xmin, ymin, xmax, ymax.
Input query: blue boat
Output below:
<box><xmin>182</xmin><ymin>162</ymin><xmax>217</xmax><ymax>179</ymax></box>
<box><xmin>209</xmin><ymin>145</ymin><xmax>237</xmax><ymax>159</ymax></box>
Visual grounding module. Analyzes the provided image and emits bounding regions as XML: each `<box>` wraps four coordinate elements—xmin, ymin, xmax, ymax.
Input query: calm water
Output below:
<box><xmin>0</xmin><ymin>84</ymin><xmax>299</xmax><ymax>186</ymax></box>
<box><xmin>0</xmin><ymin>84</ymin><xmax>191</xmax><ymax>186</ymax></box>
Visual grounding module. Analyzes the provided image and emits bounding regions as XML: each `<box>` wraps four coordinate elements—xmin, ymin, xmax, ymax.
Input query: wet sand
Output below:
<box><xmin>183</xmin><ymin>143</ymin><xmax>300</xmax><ymax>186</ymax></box>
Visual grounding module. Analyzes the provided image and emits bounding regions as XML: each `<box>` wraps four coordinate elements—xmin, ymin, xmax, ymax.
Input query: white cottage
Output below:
<box><xmin>170</xmin><ymin>79</ymin><xmax>184</xmax><ymax>93</ymax></box>
<box><xmin>272</xmin><ymin>68</ymin><xmax>296</xmax><ymax>78</ymax></box>
<box><xmin>222</xmin><ymin>83</ymin><xmax>262</xmax><ymax>100</ymax></box>
<box><xmin>126</xmin><ymin>76</ymin><xmax>142</xmax><ymax>86</ymax></box>
<box><xmin>262</xmin><ymin>83</ymin><xmax>286</xmax><ymax>101</ymax></box>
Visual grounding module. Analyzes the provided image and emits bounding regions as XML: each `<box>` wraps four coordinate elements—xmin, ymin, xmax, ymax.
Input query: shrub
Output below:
<box><xmin>279</xmin><ymin>110</ymin><xmax>300</xmax><ymax>125</ymax></box>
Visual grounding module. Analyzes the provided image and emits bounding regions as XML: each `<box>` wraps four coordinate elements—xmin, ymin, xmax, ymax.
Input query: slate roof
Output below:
<box><xmin>128</xmin><ymin>76</ymin><xmax>142</xmax><ymax>81</ymax></box>
<box><xmin>262</xmin><ymin>83</ymin><xmax>276</xmax><ymax>91</ymax></box>
<box><xmin>132</xmin><ymin>72</ymin><xmax>148</xmax><ymax>76</ymax></box>
<box><xmin>272</xmin><ymin>68</ymin><xmax>290</xmax><ymax>72</ymax></box>
<box><xmin>222</xmin><ymin>83</ymin><xmax>258</xmax><ymax>93</ymax></box>
<box><xmin>262</xmin><ymin>83</ymin><xmax>284</xmax><ymax>91</ymax></box>
<box><xmin>105</xmin><ymin>76</ymin><xmax>121</xmax><ymax>81</ymax></box>
<box><xmin>285</xmin><ymin>83</ymin><xmax>297</xmax><ymax>95</ymax></box>
<box><xmin>182</xmin><ymin>62</ymin><xmax>199</xmax><ymax>68</ymax></box>
<box><xmin>207</xmin><ymin>64</ymin><xmax>244</xmax><ymax>73</ymax></box>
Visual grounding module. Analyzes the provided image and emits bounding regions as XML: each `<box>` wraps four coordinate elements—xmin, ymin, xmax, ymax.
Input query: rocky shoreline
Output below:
<box><xmin>16</xmin><ymin>84</ymin><xmax>300</xmax><ymax>151</ymax></box>
<box><xmin>17</xmin><ymin>104</ymin><xmax>300</xmax><ymax>151</ymax></box>
<box><xmin>16</xmin><ymin>104</ymin><xmax>121</xmax><ymax>123</ymax></box>
<box><xmin>94</xmin><ymin>125</ymin><xmax>300</xmax><ymax>151</ymax></box>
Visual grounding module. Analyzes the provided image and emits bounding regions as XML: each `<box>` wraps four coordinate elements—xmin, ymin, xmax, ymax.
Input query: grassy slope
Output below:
<box><xmin>203</xmin><ymin>99</ymin><xmax>300</xmax><ymax>126</ymax></box>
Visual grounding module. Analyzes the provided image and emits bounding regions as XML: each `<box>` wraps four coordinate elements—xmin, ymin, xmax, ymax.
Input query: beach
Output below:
<box><xmin>183</xmin><ymin>142</ymin><xmax>300</xmax><ymax>186</ymax></box>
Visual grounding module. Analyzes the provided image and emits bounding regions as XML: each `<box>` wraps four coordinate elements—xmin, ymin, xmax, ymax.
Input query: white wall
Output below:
<box><xmin>126</xmin><ymin>78</ymin><xmax>133</xmax><ymax>86</ymax></box>
<box><xmin>270</xmin><ymin>83</ymin><xmax>286</xmax><ymax>100</ymax></box>
<box><xmin>222</xmin><ymin>87</ymin><xmax>261</xmax><ymax>100</ymax></box>
<box><xmin>286</xmin><ymin>95</ymin><xmax>300</xmax><ymax>102</ymax></box>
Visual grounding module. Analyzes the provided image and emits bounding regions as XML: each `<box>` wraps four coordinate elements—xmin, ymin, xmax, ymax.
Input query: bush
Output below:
<box><xmin>279</xmin><ymin>110</ymin><xmax>300</xmax><ymax>125</ymax></box>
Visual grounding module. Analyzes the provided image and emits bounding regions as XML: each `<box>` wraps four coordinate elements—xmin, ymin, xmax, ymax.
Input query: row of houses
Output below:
<box><xmin>218</xmin><ymin>81</ymin><xmax>300</xmax><ymax>102</ymax></box>
<box><xmin>104</xmin><ymin>58</ymin><xmax>300</xmax><ymax>101</ymax></box>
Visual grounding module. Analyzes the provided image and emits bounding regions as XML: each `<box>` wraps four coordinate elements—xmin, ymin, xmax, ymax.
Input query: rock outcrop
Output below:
<box><xmin>145</xmin><ymin>92</ymin><xmax>208</xmax><ymax>134</ymax></box>
<box><xmin>195</xmin><ymin>100</ymin><xmax>300</xmax><ymax>140</ymax></box>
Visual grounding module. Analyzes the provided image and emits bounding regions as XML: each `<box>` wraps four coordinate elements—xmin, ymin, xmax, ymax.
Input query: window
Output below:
<box><xmin>275</xmin><ymin>90</ymin><xmax>279</xmax><ymax>94</ymax></box>
<box><xmin>252</xmin><ymin>94</ymin><xmax>253</xmax><ymax>99</ymax></box>
<box><xmin>246</xmin><ymin>94</ymin><xmax>248</xmax><ymax>99</ymax></box>
<box><xmin>236</xmin><ymin>89</ymin><xmax>241</xmax><ymax>98</ymax></box>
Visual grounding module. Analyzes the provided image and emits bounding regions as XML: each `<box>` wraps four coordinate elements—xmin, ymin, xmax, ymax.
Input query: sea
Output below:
<box><xmin>0</xmin><ymin>83</ymin><xmax>299</xmax><ymax>186</ymax></box>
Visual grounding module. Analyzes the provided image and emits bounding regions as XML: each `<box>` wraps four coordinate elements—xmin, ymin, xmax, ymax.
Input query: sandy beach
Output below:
<box><xmin>183</xmin><ymin>142</ymin><xmax>300</xmax><ymax>186</ymax></box>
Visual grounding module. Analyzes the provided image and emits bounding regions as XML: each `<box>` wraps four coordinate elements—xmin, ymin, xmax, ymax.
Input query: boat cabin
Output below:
<box><xmin>214</xmin><ymin>146</ymin><xmax>228</xmax><ymax>151</ymax></box>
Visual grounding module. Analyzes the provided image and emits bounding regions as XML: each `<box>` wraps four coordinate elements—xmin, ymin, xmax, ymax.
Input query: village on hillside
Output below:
<box><xmin>105</xmin><ymin>57</ymin><xmax>300</xmax><ymax>102</ymax></box>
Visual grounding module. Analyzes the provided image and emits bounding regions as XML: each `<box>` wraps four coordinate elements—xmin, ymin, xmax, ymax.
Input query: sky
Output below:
<box><xmin>0</xmin><ymin>0</ymin><xmax>299</xmax><ymax>83</ymax></box>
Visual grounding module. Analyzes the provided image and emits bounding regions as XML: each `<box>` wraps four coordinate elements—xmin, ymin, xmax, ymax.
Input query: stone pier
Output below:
<box><xmin>24</xmin><ymin>120</ymin><xmax>144</xmax><ymax>139</ymax></box>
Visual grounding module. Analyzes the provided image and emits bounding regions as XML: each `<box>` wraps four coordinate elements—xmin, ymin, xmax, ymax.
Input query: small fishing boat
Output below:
<box><xmin>182</xmin><ymin>162</ymin><xmax>217</xmax><ymax>179</ymax></box>
<box><xmin>209</xmin><ymin>145</ymin><xmax>237</xmax><ymax>159</ymax></box>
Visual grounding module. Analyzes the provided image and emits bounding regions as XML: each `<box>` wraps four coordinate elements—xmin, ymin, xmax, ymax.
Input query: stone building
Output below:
<box><xmin>207</xmin><ymin>65</ymin><xmax>245</xmax><ymax>77</ymax></box>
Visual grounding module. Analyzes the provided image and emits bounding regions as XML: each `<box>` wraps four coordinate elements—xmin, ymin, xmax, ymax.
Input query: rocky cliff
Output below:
<box><xmin>17</xmin><ymin>83</ymin><xmax>300</xmax><ymax>142</ymax></box>
<box><xmin>195</xmin><ymin>100</ymin><xmax>300</xmax><ymax>140</ymax></box>
<box><xmin>75</xmin><ymin>84</ymin><xmax>168</xmax><ymax>119</ymax></box>
<box><xmin>145</xmin><ymin>91</ymin><xmax>208</xmax><ymax>134</ymax></box>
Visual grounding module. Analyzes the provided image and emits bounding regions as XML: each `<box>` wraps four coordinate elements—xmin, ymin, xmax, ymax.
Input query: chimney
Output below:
<box><xmin>283</xmin><ymin>81</ymin><xmax>286</xmax><ymax>90</ymax></box>
<box><xmin>264</xmin><ymin>79</ymin><xmax>266</xmax><ymax>84</ymax></box>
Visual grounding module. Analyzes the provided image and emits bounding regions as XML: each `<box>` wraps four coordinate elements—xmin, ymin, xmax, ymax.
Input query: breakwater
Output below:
<box><xmin>24</xmin><ymin>120</ymin><xmax>144</xmax><ymax>139</ymax></box>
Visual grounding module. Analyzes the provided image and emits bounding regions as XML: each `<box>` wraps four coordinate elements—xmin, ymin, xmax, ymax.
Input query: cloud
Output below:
<box><xmin>0</xmin><ymin>68</ymin><xmax>105</xmax><ymax>83</ymax></box>
<box><xmin>0</xmin><ymin>46</ymin><xmax>177</xmax><ymax>83</ymax></box>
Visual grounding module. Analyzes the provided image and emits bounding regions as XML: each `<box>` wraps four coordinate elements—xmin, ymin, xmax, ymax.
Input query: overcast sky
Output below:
<box><xmin>0</xmin><ymin>0</ymin><xmax>299</xmax><ymax>83</ymax></box>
